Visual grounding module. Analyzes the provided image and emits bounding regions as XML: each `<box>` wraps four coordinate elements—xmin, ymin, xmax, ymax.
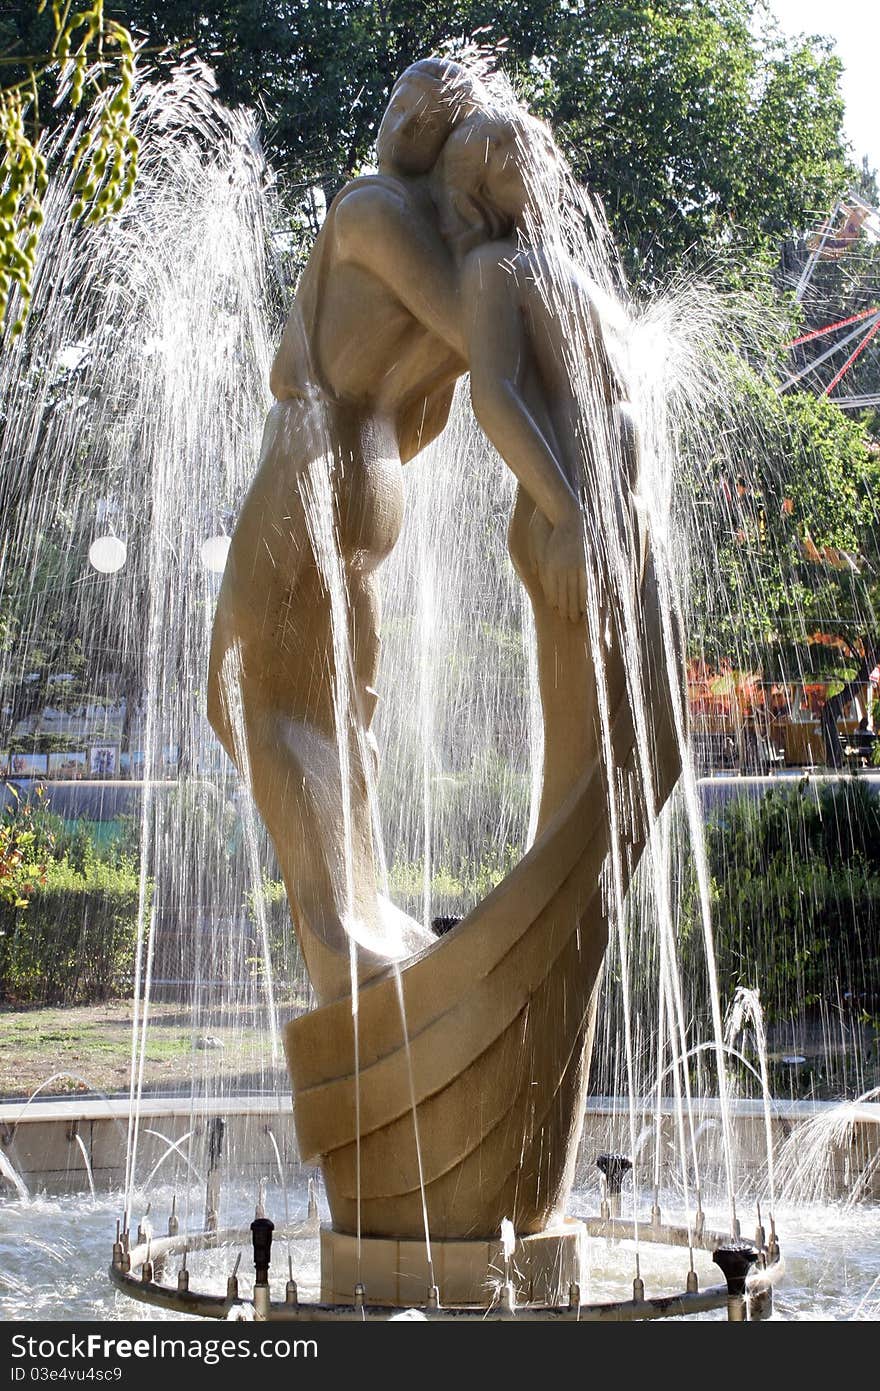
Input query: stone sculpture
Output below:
<box><xmin>207</xmin><ymin>57</ymin><xmax>684</xmax><ymax>1305</ymax></box>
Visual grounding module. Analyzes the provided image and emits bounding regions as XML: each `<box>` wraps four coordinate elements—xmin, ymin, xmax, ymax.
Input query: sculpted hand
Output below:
<box><xmin>526</xmin><ymin>507</ymin><xmax>552</xmax><ymax>575</ymax></box>
<box><xmin>536</xmin><ymin>514</ymin><xmax>587</xmax><ymax>623</ymax></box>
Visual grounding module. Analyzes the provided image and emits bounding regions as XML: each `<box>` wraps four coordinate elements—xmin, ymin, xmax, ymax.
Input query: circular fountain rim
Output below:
<box><xmin>108</xmin><ymin>1215</ymin><xmax>784</xmax><ymax>1322</ymax></box>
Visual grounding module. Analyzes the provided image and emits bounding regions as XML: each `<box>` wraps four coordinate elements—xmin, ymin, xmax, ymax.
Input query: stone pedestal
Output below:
<box><xmin>319</xmin><ymin>1218</ymin><xmax>586</xmax><ymax>1308</ymax></box>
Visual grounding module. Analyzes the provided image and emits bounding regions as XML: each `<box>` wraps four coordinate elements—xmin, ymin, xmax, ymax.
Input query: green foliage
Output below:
<box><xmin>387</xmin><ymin>842</ymin><xmax>521</xmax><ymax>919</ymax></box>
<box><xmin>0</xmin><ymin>460</ymin><xmax>148</xmax><ymax>754</ymax></box>
<box><xmin>0</xmin><ymin>784</ymin><xmax>51</xmax><ymax>906</ymax></box>
<box><xmin>110</xmin><ymin>0</ymin><xmax>854</xmax><ymax>284</ymax></box>
<box><xmin>0</xmin><ymin>786</ymin><xmax>147</xmax><ymax>1001</ymax></box>
<box><xmin>538</xmin><ymin>1</ymin><xmax>850</xmax><ymax>281</ymax></box>
<box><xmin>101</xmin><ymin>811</ymin><xmax>140</xmax><ymax>864</ymax></box>
<box><xmin>683</xmin><ymin>782</ymin><xmax>880</xmax><ymax>1024</ymax></box>
<box><xmin>113</xmin><ymin>1</ymin><xmax>557</xmax><ymax>198</ymax></box>
<box><xmin>0</xmin><ymin>76</ymin><xmax>47</xmax><ymax>335</ymax></box>
<box><xmin>688</xmin><ymin>374</ymin><xmax>880</xmax><ymax>669</ymax></box>
<box><xmin>0</xmin><ymin>847</ymin><xmax>145</xmax><ymax>1002</ymax></box>
<box><xmin>1</xmin><ymin>1</ymin><xmax>138</xmax><ymax>334</ymax></box>
<box><xmin>245</xmin><ymin>876</ymin><xmax>307</xmax><ymax>993</ymax></box>
<box><xmin>1</xmin><ymin>783</ymin><xmax>138</xmax><ymax>870</ymax></box>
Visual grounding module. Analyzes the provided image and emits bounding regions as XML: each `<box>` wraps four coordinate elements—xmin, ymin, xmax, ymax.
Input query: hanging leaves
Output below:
<box><xmin>1</xmin><ymin>2</ymin><xmax>139</xmax><ymax>337</ymax></box>
<box><xmin>0</xmin><ymin>82</ymin><xmax>48</xmax><ymax>335</ymax></box>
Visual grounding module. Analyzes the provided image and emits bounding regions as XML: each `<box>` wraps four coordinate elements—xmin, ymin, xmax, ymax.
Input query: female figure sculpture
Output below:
<box><xmin>445</xmin><ymin>108</ymin><xmax>650</xmax><ymax>834</ymax></box>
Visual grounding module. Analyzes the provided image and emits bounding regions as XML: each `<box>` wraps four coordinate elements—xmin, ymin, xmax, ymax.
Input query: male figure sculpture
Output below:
<box><xmin>209</xmin><ymin>59</ymin><xmax>482</xmax><ymax>1004</ymax></box>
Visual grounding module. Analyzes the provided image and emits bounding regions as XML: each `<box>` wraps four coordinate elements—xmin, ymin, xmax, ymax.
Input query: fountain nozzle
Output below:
<box><xmin>498</xmin><ymin>1281</ymin><xmax>515</xmax><ymax>1314</ymax></box>
<box><xmin>136</xmin><ymin>1204</ymin><xmax>151</xmax><ymax>1246</ymax></box>
<box><xmin>597</xmin><ymin>1152</ymin><xmax>632</xmax><ymax>1216</ymax></box>
<box><xmin>713</xmin><ymin>1240</ymin><xmax>760</xmax><ymax>1321</ymax></box>
<box><xmin>695</xmin><ymin>1195</ymin><xmax>705</xmax><ymax>1238</ymax></box>
<box><xmin>251</xmin><ymin>1215</ymin><xmax>274</xmax><ymax>1287</ymax></box>
<box><xmin>225</xmin><ymin>1253</ymin><xmax>241</xmax><ymax>1302</ymax></box>
<box><xmin>208</xmin><ymin>1118</ymin><xmax>225</xmax><ymax>1167</ymax></box>
<box><xmin>596</xmin><ymin>1153</ymin><xmax>632</xmax><ymax>1193</ymax></box>
<box><xmin>768</xmin><ymin>1214</ymin><xmax>780</xmax><ymax>1263</ymax></box>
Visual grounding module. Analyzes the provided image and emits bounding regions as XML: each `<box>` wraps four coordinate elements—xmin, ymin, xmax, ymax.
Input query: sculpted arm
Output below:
<box><xmin>464</xmin><ymin>247</ymin><xmax>578</xmax><ymax>526</ymax></box>
<box><xmin>463</xmin><ymin>246</ymin><xmax>586</xmax><ymax>620</ymax></box>
<box><xmin>333</xmin><ymin>183</ymin><xmax>467</xmax><ymax>359</ymax></box>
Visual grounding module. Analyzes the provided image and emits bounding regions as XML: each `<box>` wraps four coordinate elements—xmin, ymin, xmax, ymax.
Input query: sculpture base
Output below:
<box><xmin>319</xmin><ymin>1219</ymin><xmax>586</xmax><ymax>1308</ymax></box>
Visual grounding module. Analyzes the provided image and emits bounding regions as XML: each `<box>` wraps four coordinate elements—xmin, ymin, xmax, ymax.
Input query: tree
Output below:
<box><xmin>0</xmin><ymin>490</ymin><xmax>148</xmax><ymax>757</ymax></box>
<box><xmin>88</xmin><ymin>0</ymin><xmax>854</xmax><ymax>283</ymax></box>
<box><xmin>104</xmin><ymin>1</ymin><xmax>562</xmax><ymax>218</ymax></box>
<box><xmin>688</xmin><ymin>372</ymin><xmax>880</xmax><ymax>763</ymax></box>
<box><xmin>538</xmin><ymin>0</ymin><xmax>852</xmax><ymax>282</ymax></box>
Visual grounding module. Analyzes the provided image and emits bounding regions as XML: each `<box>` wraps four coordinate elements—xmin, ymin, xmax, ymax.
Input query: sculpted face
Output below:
<box><xmin>447</xmin><ymin>111</ymin><xmax>559</xmax><ymax>232</ymax></box>
<box><xmin>376</xmin><ymin>75</ymin><xmax>453</xmax><ymax>175</ymax></box>
<box><xmin>441</xmin><ymin>116</ymin><xmax>535</xmax><ymax>238</ymax></box>
<box><xmin>481</xmin><ymin>131</ymin><xmax>531</xmax><ymax>220</ymax></box>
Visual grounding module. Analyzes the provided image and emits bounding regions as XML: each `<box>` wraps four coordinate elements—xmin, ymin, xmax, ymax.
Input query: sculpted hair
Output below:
<box><xmin>390</xmin><ymin>57</ymin><xmax>487</xmax><ymax>124</ymax></box>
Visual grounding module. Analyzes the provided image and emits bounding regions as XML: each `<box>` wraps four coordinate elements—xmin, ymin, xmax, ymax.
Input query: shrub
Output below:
<box><xmin>245</xmin><ymin>878</ymin><xmax>309</xmax><ymax>999</ymax></box>
<box><xmin>682</xmin><ymin>780</ymin><xmax>880</xmax><ymax>1025</ymax></box>
<box><xmin>387</xmin><ymin>844</ymin><xmax>522</xmax><ymax>920</ymax></box>
<box><xmin>0</xmin><ymin>789</ymin><xmax>51</xmax><ymax>908</ymax></box>
<box><xmin>0</xmin><ymin>852</ymin><xmax>147</xmax><ymax>1004</ymax></box>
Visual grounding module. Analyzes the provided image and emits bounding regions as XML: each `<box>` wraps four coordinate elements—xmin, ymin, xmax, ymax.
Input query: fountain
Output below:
<box><xmin>0</xmin><ymin>54</ymin><xmax>877</xmax><ymax>1325</ymax></box>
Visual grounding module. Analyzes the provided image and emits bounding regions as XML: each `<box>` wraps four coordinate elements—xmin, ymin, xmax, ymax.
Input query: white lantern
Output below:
<box><xmin>88</xmin><ymin>535</ymin><xmax>127</xmax><ymax>573</ymax></box>
<box><xmin>200</xmin><ymin>534</ymin><xmax>231</xmax><ymax>574</ymax></box>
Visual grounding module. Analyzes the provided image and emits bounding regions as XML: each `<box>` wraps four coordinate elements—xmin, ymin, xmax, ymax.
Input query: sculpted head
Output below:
<box><xmin>376</xmin><ymin>58</ymin><xmax>486</xmax><ymax>177</ymax></box>
<box><xmin>438</xmin><ymin>107</ymin><xmax>561</xmax><ymax>253</ymax></box>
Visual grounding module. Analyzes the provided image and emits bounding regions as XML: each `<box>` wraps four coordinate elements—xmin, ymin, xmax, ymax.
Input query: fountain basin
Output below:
<box><xmin>107</xmin><ymin>1216</ymin><xmax>782</xmax><ymax>1320</ymax></box>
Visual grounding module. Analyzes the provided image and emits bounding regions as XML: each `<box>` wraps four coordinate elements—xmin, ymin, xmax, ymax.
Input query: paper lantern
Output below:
<box><xmin>88</xmin><ymin>535</ymin><xmax>127</xmax><ymax>573</ymax></box>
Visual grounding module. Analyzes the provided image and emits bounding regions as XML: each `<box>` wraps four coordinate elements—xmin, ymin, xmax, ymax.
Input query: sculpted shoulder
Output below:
<box><xmin>459</xmin><ymin>241</ymin><xmax>523</xmax><ymax>337</ymax></box>
<box><xmin>268</xmin><ymin>177</ymin><xmax>410</xmax><ymax>400</ymax></box>
<box><xmin>461</xmin><ymin>239</ymin><xmax>519</xmax><ymax>275</ymax></box>
<box><xmin>330</xmin><ymin>175</ymin><xmax>418</xmax><ymax>260</ymax></box>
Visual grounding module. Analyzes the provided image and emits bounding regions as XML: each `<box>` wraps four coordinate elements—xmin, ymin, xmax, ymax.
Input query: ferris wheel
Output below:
<box><xmin>779</xmin><ymin>191</ymin><xmax>880</xmax><ymax>409</ymax></box>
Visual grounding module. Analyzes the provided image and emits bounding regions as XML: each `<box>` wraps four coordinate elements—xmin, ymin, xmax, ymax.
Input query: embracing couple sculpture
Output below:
<box><xmin>208</xmin><ymin>57</ymin><xmax>683</xmax><ymax>1298</ymax></box>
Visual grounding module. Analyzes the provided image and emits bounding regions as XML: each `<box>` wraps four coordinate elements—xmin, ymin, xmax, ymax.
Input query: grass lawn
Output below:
<box><xmin>0</xmin><ymin>999</ymin><xmax>301</xmax><ymax>1098</ymax></box>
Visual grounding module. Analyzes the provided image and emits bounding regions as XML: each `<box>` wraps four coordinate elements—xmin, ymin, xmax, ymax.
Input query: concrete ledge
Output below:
<box><xmin>0</xmin><ymin>1095</ymin><xmax>297</xmax><ymax>1195</ymax></box>
<box><xmin>1</xmin><ymin>1094</ymin><xmax>877</xmax><ymax>1200</ymax></box>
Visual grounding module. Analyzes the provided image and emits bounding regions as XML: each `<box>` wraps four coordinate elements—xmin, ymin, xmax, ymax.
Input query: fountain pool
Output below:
<box><xmin>1</xmin><ymin>1180</ymin><xmax>878</xmax><ymax>1322</ymax></box>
